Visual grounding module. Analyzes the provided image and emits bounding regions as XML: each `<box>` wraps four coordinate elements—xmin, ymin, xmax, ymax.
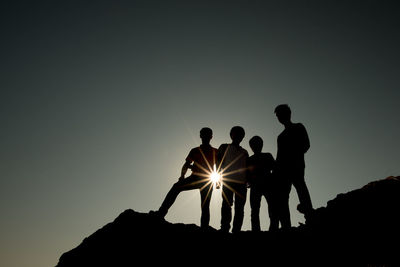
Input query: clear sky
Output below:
<box><xmin>1</xmin><ymin>1</ymin><xmax>399</xmax><ymax>267</ymax></box>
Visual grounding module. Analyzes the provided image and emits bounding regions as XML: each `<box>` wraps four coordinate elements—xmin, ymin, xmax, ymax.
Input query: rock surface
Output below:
<box><xmin>57</xmin><ymin>176</ymin><xmax>400</xmax><ymax>266</ymax></box>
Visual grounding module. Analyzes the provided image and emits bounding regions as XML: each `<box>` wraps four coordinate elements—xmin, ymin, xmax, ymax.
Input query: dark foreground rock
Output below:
<box><xmin>57</xmin><ymin>176</ymin><xmax>400</xmax><ymax>267</ymax></box>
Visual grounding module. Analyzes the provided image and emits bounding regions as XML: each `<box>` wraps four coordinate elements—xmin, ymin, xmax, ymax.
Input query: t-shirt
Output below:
<box><xmin>217</xmin><ymin>144</ymin><xmax>249</xmax><ymax>184</ymax></box>
<box><xmin>247</xmin><ymin>153</ymin><xmax>275</xmax><ymax>188</ymax></box>
<box><xmin>186</xmin><ymin>145</ymin><xmax>218</xmax><ymax>177</ymax></box>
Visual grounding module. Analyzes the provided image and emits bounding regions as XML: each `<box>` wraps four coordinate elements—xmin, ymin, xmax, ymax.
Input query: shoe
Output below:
<box><xmin>297</xmin><ymin>204</ymin><xmax>314</xmax><ymax>215</ymax></box>
<box><xmin>149</xmin><ymin>210</ymin><xmax>165</xmax><ymax>219</ymax></box>
<box><xmin>218</xmin><ymin>228</ymin><xmax>230</xmax><ymax>234</ymax></box>
<box><xmin>297</xmin><ymin>203</ymin><xmax>306</xmax><ymax>214</ymax></box>
<box><xmin>232</xmin><ymin>228</ymin><xmax>242</xmax><ymax>234</ymax></box>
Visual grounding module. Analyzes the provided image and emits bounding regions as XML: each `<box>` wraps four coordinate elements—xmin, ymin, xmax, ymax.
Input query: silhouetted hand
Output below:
<box><xmin>178</xmin><ymin>176</ymin><xmax>185</xmax><ymax>181</ymax></box>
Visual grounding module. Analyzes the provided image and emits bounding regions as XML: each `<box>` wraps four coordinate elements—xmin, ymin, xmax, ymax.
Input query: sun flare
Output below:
<box><xmin>209</xmin><ymin>164</ymin><xmax>222</xmax><ymax>188</ymax></box>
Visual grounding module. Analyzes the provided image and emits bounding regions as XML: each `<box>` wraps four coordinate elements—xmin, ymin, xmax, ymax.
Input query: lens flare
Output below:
<box><xmin>210</xmin><ymin>164</ymin><xmax>222</xmax><ymax>189</ymax></box>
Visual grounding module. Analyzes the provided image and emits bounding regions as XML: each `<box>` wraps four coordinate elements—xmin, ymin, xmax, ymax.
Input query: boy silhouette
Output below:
<box><xmin>153</xmin><ymin>127</ymin><xmax>217</xmax><ymax>228</ymax></box>
<box><xmin>274</xmin><ymin>104</ymin><xmax>313</xmax><ymax>226</ymax></box>
<box><xmin>247</xmin><ymin>136</ymin><xmax>277</xmax><ymax>232</ymax></box>
<box><xmin>218</xmin><ymin>126</ymin><xmax>249</xmax><ymax>233</ymax></box>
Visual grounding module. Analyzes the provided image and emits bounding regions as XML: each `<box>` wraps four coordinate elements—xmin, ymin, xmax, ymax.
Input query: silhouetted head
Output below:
<box><xmin>274</xmin><ymin>104</ymin><xmax>292</xmax><ymax>125</ymax></box>
<box><xmin>249</xmin><ymin>136</ymin><xmax>263</xmax><ymax>154</ymax></box>
<box><xmin>230</xmin><ymin>126</ymin><xmax>245</xmax><ymax>145</ymax></box>
<box><xmin>200</xmin><ymin>127</ymin><xmax>213</xmax><ymax>144</ymax></box>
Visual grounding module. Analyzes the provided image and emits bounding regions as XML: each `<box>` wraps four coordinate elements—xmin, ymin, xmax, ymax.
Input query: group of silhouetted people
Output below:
<box><xmin>152</xmin><ymin>104</ymin><xmax>313</xmax><ymax>232</ymax></box>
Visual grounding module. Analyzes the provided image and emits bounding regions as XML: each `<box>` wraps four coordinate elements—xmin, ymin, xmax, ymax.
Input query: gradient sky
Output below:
<box><xmin>1</xmin><ymin>1</ymin><xmax>399</xmax><ymax>267</ymax></box>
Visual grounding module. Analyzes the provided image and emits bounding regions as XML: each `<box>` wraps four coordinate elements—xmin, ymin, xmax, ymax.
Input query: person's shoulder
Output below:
<box><xmin>262</xmin><ymin>152</ymin><xmax>275</xmax><ymax>161</ymax></box>
<box><xmin>207</xmin><ymin>145</ymin><xmax>218</xmax><ymax>154</ymax></box>
<box><xmin>239</xmin><ymin>146</ymin><xmax>249</xmax><ymax>155</ymax></box>
<box><xmin>248</xmin><ymin>154</ymin><xmax>256</xmax><ymax>160</ymax></box>
<box><xmin>218</xmin><ymin>143</ymin><xmax>229</xmax><ymax>151</ymax></box>
<box><xmin>189</xmin><ymin>146</ymin><xmax>201</xmax><ymax>155</ymax></box>
<box><xmin>186</xmin><ymin>147</ymin><xmax>199</xmax><ymax>161</ymax></box>
<box><xmin>294</xmin><ymin>122</ymin><xmax>306</xmax><ymax>129</ymax></box>
<box><xmin>261</xmin><ymin>152</ymin><xmax>273</xmax><ymax>157</ymax></box>
<box><xmin>247</xmin><ymin>154</ymin><xmax>255</xmax><ymax>165</ymax></box>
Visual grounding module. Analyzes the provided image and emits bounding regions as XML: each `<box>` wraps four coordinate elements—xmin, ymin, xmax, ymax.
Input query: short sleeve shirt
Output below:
<box><xmin>186</xmin><ymin>145</ymin><xmax>218</xmax><ymax>177</ymax></box>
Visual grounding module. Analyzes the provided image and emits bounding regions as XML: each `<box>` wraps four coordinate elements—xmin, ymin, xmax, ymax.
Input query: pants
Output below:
<box><xmin>291</xmin><ymin>169</ymin><xmax>313</xmax><ymax>213</ymax></box>
<box><xmin>275</xmin><ymin>180</ymin><xmax>292</xmax><ymax>229</ymax></box>
<box><xmin>220</xmin><ymin>181</ymin><xmax>247</xmax><ymax>233</ymax></box>
<box><xmin>276</xmin><ymin>167</ymin><xmax>313</xmax><ymax>228</ymax></box>
<box><xmin>159</xmin><ymin>175</ymin><xmax>213</xmax><ymax>228</ymax></box>
<box><xmin>250</xmin><ymin>186</ymin><xmax>279</xmax><ymax>232</ymax></box>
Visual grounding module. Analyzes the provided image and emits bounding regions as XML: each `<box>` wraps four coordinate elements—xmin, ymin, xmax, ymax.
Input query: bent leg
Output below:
<box><xmin>158</xmin><ymin>181</ymin><xmax>183</xmax><ymax>217</ymax></box>
<box><xmin>292</xmin><ymin>170</ymin><xmax>313</xmax><ymax>213</ymax></box>
<box><xmin>158</xmin><ymin>176</ymin><xmax>200</xmax><ymax>217</ymax></box>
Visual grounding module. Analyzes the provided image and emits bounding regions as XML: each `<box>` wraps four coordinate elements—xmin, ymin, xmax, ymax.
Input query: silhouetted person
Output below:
<box><xmin>247</xmin><ymin>136</ymin><xmax>277</xmax><ymax>232</ymax></box>
<box><xmin>218</xmin><ymin>126</ymin><xmax>249</xmax><ymax>233</ymax></box>
<box><xmin>153</xmin><ymin>127</ymin><xmax>217</xmax><ymax>228</ymax></box>
<box><xmin>274</xmin><ymin>104</ymin><xmax>313</xmax><ymax>226</ymax></box>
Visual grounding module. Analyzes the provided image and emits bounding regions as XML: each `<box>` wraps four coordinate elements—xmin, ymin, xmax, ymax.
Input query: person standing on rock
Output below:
<box><xmin>152</xmin><ymin>127</ymin><xmax>217</xmax><ymax>228</ymax></box>
<box><xmin>274</xmin><ymin>104</ymin><xmax>314</xmax><ymax>227</ymax></box>
<box><xmin>218</xmin><ymin>126</ymin><xmax>249</xmax><ymax>233</ymax></box>
<box><xmin>247</xmin><ymin>135</ymin><xmax>277</xmax><ymax>232</ymax></box>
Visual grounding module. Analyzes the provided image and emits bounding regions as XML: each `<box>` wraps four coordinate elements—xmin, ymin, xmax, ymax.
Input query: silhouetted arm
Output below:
<box><xmin>268</xmin><ymin>153</ymin><xmax>276</xmax><ymax>173</ymax></box>
<box><xmin>180</xmin><ymin>149</ymin><xmax>195</xmax><ymax>180</ymax></box>
<box><xmin>300</xmin><ymin>124</ymin><xmax>310</xmax><ymax>154</ymax></box>
<box><xmin>179</xmin><ymin>160</ymin><xmax>193</xmax><ymax>180</ymax></box>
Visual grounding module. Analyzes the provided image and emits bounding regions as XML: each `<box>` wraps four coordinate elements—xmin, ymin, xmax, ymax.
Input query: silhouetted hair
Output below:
<box><xmin>274</xmin><ymin>104</ymin><xmax>291</xmax><ymax>117</ymax></box>
<box><xmin>230</xmin><ymin>126</ymin><xmax>245</xmax><ymax>141</ymax></box>
<box><xmin>200</xmin><ymin>127</ymin><xmax>213</xmax><ymax>139</ymax></box>
<box><xmin>249</xmin><ymin>136</ymin><xmax>263</xmax><ymax>152</ymax></box>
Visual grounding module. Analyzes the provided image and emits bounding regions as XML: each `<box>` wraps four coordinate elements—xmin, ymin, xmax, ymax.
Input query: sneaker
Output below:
<box><xmin>149</xmin><ymin>210</ymin><xmax>165</xmax><ymax>219</ymax></box>
<box><xmin>218</xmin><ymin>228</ymin><xmax>230</xmax><ymax>234</ymax></box>
<box><xmin>297</xmin><ymin>204</ymin><xmax>314</xmax><ymax>214</ymax></box>
<box><xmin>297</xmin><ymin>203</ymin><xmax>306</xmax><ymax>214</ymax></box>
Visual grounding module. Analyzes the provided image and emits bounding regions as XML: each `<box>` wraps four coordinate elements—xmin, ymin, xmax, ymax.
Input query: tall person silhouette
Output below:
<box><xmin>274</xmin><ymin>104</ymin><xmax>313</xmax><ymax>226</ymax></box>
<box><xmin>218</xmin><ymin>126</ymin><xmax>249</xmax><ymax>233</ymax></box>
<box><xmin>153</xmin><ymin>127</ymin><xmax>217</xmax><ymax>228</ymax></box>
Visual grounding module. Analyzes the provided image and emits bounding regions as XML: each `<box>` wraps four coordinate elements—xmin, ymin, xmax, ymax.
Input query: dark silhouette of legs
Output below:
<box><xmin>266</xmin><ymin>192</ymin><xmax>279</xmax><ymax>231</ymax></box>
<box><xmin>274</xmin><ymin>177</ymin><xmax>292</xmax><ymax>229</ymax></box>
<box><xmin>250</xmin><ymin>188</ymin><xmax>262</xmax><ymax>232</ymax></box>
<box><xmin>251</xmin><ymin>187</ymin><xmax>280</xmax><ymax>232</ymax></box>
<box><xmin>232</xmin><ymin>184</ymin><xmax>246</xmax><ymax>233</ymax></box>
<box><xmin>221</xmin><ymin>181</ymin><xmax>247</xmax><ymax>233</ymax></box>
<box><xmin>292</xmin><ymin>169</ymin><xmax>313</xmax><ymax>214</ymax></box>
<box><xmin>158</xmin><ymin>183</ymin><xmax>181</xmax><ymax>217</ymax></box>
<box><xmin>278</xmin><ymin>193</ymin><xmax>291</xmax><ymax>229</ymax></box>
<box><xmin>220</xmin><ymin>184</ymin><xmax>233</xmax><ymax>232</ymax></box>
<box><xmin>199</xmin><ymin>183</ymin><xmax>213</xmax><ymax>227</ymax></box>
<box><xmin>158</xmin><ymin>175</ymin><xmax>213</xmax><ymax>228</ymax></box>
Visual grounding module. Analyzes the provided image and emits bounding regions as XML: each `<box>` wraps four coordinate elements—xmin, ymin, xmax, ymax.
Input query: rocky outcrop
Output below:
<box><xmin>56</xmin><ymin>176</ymin><xmax>400</xmax><ymax>267</ymax></box>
